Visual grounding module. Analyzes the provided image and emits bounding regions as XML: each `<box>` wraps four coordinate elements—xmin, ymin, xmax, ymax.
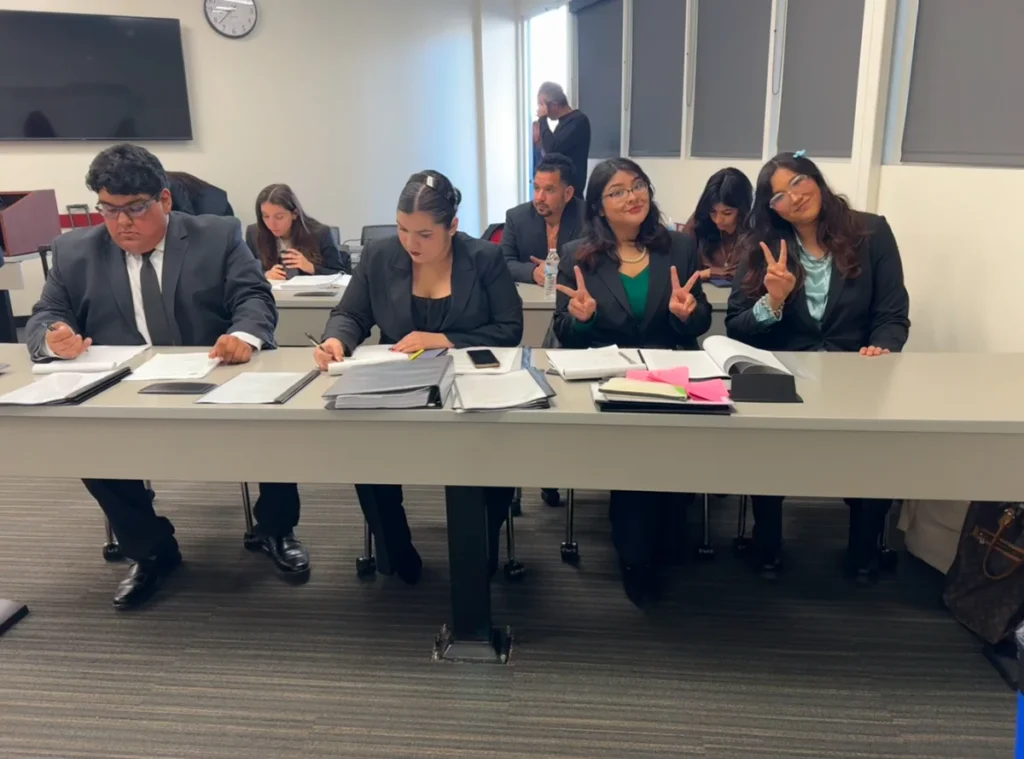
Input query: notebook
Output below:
<box><xmin>0</xmin><ymin>366</ymin><xmax>131</xmax><ymax>406</ymax></box>
<box><xmin>702</xmin><ymin>336</ymin><xmax>791</xmax><ymax>376</ymax></box>
<box><xmin>31</xmin><ymin>345</ymin><xmax>148</xmax><ymax>375</ymax></box>
<box><xmin>546</xmin><ymin>345</ymin><xmax>642</xmax><ymax>381</ymax></box>
<box><xmin>196</xmin><ymin>371</ymin><xmax>318</xmax><ymax>405</ymax></box>
<box><xmin>326</xmin><ymin>346</ymin><xmax>447</xmax><ymax>375</ymax></box>
<box><xmin>323</xmin><ymin>355</ymin><xmax>454</xmax><ymax>410</ymax></box>
<box><xmin>453</xmin><ymin>369</ymin><xmax>554</xmax><ymax>412</ymax></box>
<box><xmin>591</xmin><ymin>380</ymin><xmax>732</xmax><ymax>415</ymax></box>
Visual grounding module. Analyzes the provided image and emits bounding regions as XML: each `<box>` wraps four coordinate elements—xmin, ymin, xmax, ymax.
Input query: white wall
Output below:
<box><xmin>1</xmin><ymin>0</ymin><xmax>521</xmax><ymax>313</ymax></box>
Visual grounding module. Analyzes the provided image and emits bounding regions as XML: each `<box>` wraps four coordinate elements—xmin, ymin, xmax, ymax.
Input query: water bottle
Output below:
<box><xmin>543</xmin><ymin>248</ymin><xmax>559</xmax><ymax>299</ymax></box>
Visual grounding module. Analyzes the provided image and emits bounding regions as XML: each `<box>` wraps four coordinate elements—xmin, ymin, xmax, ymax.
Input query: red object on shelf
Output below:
<box><xmin>59</xmin><ymin>212</ymin><xmax>103</xmax><ymax>229</ymax></box>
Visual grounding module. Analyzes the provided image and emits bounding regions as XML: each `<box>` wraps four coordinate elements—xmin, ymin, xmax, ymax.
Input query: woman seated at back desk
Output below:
<box><xmin>553</xmin><ymin>157</ymin><xmax>711</xmax><ymax>607</ymax></box>
<box><xmin>313</xmin><ymin>170</ymin><xmax>523</xmax><ymax>583</ymax></box>
<box><xmin>245</xmin><ymin>183</ymin><xmax>349</xmax><ymax>281</ymax></box>
<box><xmin>682</xmin><ymin>167</ymin><xmax>753</xmax><ymax>283</ymax></box>
<box><xmin>726</xmin><ymin>151</ymin><xmax>910</xmax><ymax>585</ymax></box>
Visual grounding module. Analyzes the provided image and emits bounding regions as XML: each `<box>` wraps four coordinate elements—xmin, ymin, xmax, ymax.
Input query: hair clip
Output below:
<box><xmin>424</xmin><ymin>175</ymin><xmax>437</xmax><ymax>189</ymax></box>
<box><xmin>793</xmin><ymin>149</ymin><xmax>807</xmax><ymax>159</ymax></box>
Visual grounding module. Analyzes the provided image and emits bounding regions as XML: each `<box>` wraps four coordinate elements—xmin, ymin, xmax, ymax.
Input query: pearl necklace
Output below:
<box><xmin>620</xmin><ymin>246</ymin><xmax>648</xmax><ymax>265</ymax></box>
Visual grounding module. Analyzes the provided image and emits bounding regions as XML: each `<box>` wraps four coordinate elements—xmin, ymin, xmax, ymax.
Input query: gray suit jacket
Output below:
<box><xmin>26</xmin><ymin>212</ymin><xmax>277</xmax><ymax>360</ymax></box>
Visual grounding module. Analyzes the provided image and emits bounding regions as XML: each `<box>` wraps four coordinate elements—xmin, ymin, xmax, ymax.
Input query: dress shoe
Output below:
<box><xmin>393</xmin><ymin>544</ymin><xmax>423</xmax><ymax>586</ymax></box>
<box><xmin>844</xmin><ymin>550</ymin><xmax>880</xmax><ymax>586</ymax></box>
<box><xmin>113</xmin><ymin>552</ymin><xmax>181</xmax><ymax>610</ymax></box>
<box><xmin>620</xmin><ymin>563</ymin><xmax>659</xmax><ymax>607</ymax></box>
<box><xmin>540</xmin><ymin>488</ymin><xmax>561</xmax><ymax>508</ymax></box>
<box><xmin>253</xmin><ymin>532</ymin><xmax>310</xmax><ymax>575</ymax></box>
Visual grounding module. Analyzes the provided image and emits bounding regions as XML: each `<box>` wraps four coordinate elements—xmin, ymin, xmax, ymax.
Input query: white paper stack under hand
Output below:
<box><xmin>546</xmin><ymin>345</ymin><xmax>641</xmax><ymax>381</ymax></box>
<box><xmin>125</xmin><ymin>352</ymin><xmax>221</xmax><ymax>382</ymax></box>
<box><xmin>454</xmin><ymin>370</ymin><xmax>550</xmax><ymax>412</ymax></box>
<box><xmin>31</xmin><ymin>344</ymin><xmax>148</xmax><ymax>375</ymax></box>
<box><xmin>272</xmin><ymin>273</ymin><xmax>351</xmax><ymax>291</ymax></box>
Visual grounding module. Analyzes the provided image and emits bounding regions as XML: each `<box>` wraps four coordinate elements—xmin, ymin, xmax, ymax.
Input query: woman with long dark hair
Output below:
<box><xmin>553</xmin><ymin>158</ymin><xmax>711</xmax><ymax>606</ymax></box>
<box><xmin>683</xmin><ymin>167</ymin><xmax>752</xmax><ymax>282</ymax></box>
<box><xmin>246</xmin><ymin>184</ymin><xmax>348</xmax><ymax>280</ymax></box>
<box><xmin>726</xmin><ymin>151</ymin><xmax>911</xmax><ymax>584</ymax></box>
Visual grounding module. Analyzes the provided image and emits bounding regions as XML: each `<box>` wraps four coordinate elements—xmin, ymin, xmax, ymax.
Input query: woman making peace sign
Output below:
<box><xmin>552</xmin><ymin>158</ymin><xmax>711</xmax><ymax>607</ymax></box>
<box><xmin>726</xmin><ymin>151</ymin><xmax>910</xmax><ymax>584</ymax></box>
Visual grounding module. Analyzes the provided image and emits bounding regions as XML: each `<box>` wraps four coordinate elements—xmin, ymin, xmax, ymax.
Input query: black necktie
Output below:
<box><xmin>140</xmin><ymin>252</ymin><xmax>175</xmax><ymax>346</ymax></box>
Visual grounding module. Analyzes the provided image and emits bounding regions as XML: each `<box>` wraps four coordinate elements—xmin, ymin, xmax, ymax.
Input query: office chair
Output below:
<box><xmin>328</xmin><ymin>226</ymin><xmax>341</xmax><ymax>246</ymax></box>
<box><xmin>481</xmin><ymin>223</ymin><xmax>505</xmax><ymax>243</ymax></box>
<box><xmin>360</xmin><ymin>225</ymin><xmax>397</xmax><ymax>245</ymax></box>
<box><xmin>356</xmin><ymin>498</ymin><xmax>525</xmax><ymax>581</ymax></box>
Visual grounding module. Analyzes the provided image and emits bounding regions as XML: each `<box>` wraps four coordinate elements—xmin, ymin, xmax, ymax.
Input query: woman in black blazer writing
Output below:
<box><xmin>246</xmin><ymin>184</ymin><xmax>349</xmax><ymax>281</ymax></box>
<box><xmin>314</xmin><ymin>170</ymin><xmax>523</xmax><ymax>583</ymax></box>
<box><xmin>726</xmin><ymin>151</ymin><xmax>911</xmax><ymax>584</ymax></box>
<box><xmin>553</xmin><ymin>158</ymin><xmax>711</xmax><ymax>606</ymax></box>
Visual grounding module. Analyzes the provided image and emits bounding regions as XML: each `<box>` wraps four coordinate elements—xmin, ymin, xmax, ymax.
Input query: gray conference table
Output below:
<box><xmin>274</xmin><ymin>282</ymin><xmax>731</xmax><ymax>347</ymax></box>
<box><xmin>2</xmin><ymin>346</ymin><xmax>1022</xmax><ymax>660</ymax></box>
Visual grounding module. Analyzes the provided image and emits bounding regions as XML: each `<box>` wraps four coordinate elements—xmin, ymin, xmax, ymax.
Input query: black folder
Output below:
<box><xmin>323</xmin><ymin>355</ymin><xmax>455</xmax><ymax>410</ymax></box>
<box><xmin>0</xmin><ymin>365</ymin><xmax>131</xmax><ymax>406</ymax></box>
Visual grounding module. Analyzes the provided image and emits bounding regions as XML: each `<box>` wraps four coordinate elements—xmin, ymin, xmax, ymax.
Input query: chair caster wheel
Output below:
<box><xmin>243</xmin><ymin>532</ymin><xmax>261</xmax><ymax>551</ymax></box>
<box><xmin>510</xmin><ymin>499</ymin><xmax>522</xmax><ymax>517</ymax></box>
<box><xmin>732</xmin><ymin>536</ymin><xmax>752</xmax><ymax>555</ymax></box>
<box><xmin>356</xmin><ymin>556</ymin><xmax>377</xmax><ymax>578</ymax></box>
<box><xmin>102</xmin><ymin>543</ymin><xmax>123</xmax><ymax>562</ymax></box>
<box><xmin>879</xmin><ymin>548</ymin><xmax>899</xmax><ymax>572</ymax></box>
<box><xmin>504</xmin><ymin>560</ymin><xmax>526</xmax><ymax>582</ymax></box>
<box><xmin>695</xmin><ymin>544</ymin><xmax>716</xmax><ymax>562</ymax></box>
<box><xmin>146</xmin><ymin>489</ymin><xmax>156</xmax><ymax>503</ymax></box>
<box><xmin>560</xmin><ymin>541</ymin><xmax>579</xmax><ymax>565</ymax></box>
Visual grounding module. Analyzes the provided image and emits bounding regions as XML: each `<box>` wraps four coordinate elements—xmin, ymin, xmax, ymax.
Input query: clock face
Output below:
<box><xmin>204</xmin><ymin>0</ymin><xmax>258</xmax><ymax>39</ymax></box>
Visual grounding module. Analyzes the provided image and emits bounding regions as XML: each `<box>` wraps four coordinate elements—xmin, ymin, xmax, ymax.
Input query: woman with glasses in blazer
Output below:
<box><xmin>726</xmin><ymin>151</ymin><xmax>911</xmax><ymax>585</ymax></box>
<box><xmin>552</xmin><ymin>157</ymin><xmax>711</xmax><ymax>607</ymax></box>
<box><xmin>313</xmin><ymin>170</ymin><xmax>524</xmax><ymax>584</ymax></box>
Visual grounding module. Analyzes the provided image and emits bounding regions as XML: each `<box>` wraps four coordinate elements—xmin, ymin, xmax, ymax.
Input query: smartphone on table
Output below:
<box><xmin>467</xmin><ymin>349</ymin><xmax>500</xmax><ymax>369</ymax></box>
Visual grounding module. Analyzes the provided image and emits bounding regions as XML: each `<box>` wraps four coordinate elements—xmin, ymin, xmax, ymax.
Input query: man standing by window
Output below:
<box><xmin>536</xmin><ymin>82</ymin><xmax>591</xmax><ymax>197</ymax></box>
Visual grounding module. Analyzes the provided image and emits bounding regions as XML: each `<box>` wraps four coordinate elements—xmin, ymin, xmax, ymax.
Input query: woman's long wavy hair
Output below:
<box><xmin>690</xmin><ymin>167</ymin><xmax>752</xmax><ymax>264</ymax></box>
<box><xmin>576</xmin><ymin>158</ymin><xmax>669</xmax><ymax>270</ymax></box>
<box><xmin>253</xmin><ymin>183</ymin><xmax>325</xmax><ymax>271</ymax></box>
<box><xmin>740</xmin><ymin>152</ymin><xmax>868</xmax><ymax>297</ymax></box>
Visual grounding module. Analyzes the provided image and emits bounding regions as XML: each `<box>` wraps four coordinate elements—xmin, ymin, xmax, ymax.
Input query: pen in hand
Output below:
<box><xmin>304</xmin><ymin>332</ymin><xmax>325</xmax><ymax>351</ymax></box>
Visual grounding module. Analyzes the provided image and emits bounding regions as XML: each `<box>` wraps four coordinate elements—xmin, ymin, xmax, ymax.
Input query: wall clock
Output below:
<box><xmin>204</xmin><ymin>0</ymin><xmax>258</xmax><ymax>39</ymax></box>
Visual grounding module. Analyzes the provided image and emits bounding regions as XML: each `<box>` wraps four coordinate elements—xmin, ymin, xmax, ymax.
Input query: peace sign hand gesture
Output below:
<box><xmin>761</xmin><ymin>240</ymin><xmax>797</xmax><ymax>307</ymax></box>
<box><xmin>555</xmin><ymin>265</ymin><xmax>598</xmax><ymax>323</ymax></box>
<box><xmin>668</xmin><ymin>266</ymin><xmax>701</xmax><ymax>321</ymax></box>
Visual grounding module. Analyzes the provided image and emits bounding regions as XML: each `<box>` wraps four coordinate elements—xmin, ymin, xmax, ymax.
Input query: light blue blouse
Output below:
<box><xmin>753</xmin><ymin>238</ymin><xmax>832</xmax><ymax>324</ymax></box>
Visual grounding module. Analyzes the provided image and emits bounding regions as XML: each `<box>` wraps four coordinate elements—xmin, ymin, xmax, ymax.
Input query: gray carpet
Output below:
<box><xmin>0</xmin><ymin>478</ymin><xmax>1014</xmax><ymax>758</ymax></box>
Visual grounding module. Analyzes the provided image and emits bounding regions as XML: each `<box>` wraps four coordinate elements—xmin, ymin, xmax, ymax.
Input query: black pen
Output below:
<box><xmin>304</xmin><ymin>332</ymin><xmax>325</xmax><ymax>351</ymax></box>
<box><xmin>619</xmin><ymin>351</ymin><xmax>636</xmax><ymax>365</ymax></box>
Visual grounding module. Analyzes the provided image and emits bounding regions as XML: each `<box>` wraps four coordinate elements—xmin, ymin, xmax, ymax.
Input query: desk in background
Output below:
<box><xmin>0</xmin><ymin>346</ymin><xmax>1021</xmax><ymax>661</ymax></box>
<box><xmin>274</xmin><ymin>282</ymin><xmax>731</xmax><ymax>348</ymax></box>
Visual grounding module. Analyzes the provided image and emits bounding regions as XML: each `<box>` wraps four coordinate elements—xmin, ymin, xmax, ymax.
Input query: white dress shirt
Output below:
<box><xmin>48</xmin><ymin>230</ymin><xmax>263</xmax><ymax>355</ymax></box>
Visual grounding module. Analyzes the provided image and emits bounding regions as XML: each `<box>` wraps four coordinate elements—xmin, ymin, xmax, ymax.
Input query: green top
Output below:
<box><xmin>573</xmin><ymin>267</ymin><xmax>650</xmax><ymax>331</ymax></box>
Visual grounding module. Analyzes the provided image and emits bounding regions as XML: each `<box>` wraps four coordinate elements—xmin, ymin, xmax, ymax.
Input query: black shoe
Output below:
<box><xmin>394</xmin><ymin>544</ymin><xmax>423</xmax><ymax>586</ymax></box>
<box><xmin>254</xmin><ymin>532</ymin><xmax>310</xmax><ymax>576</ymax></box>
<box><xmin>844</xmin><ymin>550</ymin><xmax>880</xmax><ymax>586</ymax></box>
<box><xmin>113</xmin><ymin>552</ymin><xmax>181</xmax><ymax>610</ymax></box>
<box><xmin>540</xmin><ymin>488</ymin><xmax>561</xmax><ymax>508</ymax></box>
<box><xmin>753</xmin><ymin>541</ymin><xmax>783</xmax><ymax>581</ymax></box>
<box><xmin>621</xmin><ymin>563</ymin><xmax>659</xmax><ymax>607</ymax></box>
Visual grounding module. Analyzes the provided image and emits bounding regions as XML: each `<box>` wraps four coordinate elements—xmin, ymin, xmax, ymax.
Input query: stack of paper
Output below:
<box><xmin>451</xmin><ymin>347</ymin><xmax>522</xmax><ymax>375</ymax></box>
<box><xmin>327</xmin><ymin>345</ymin><xmax>448</xmax><ymax>376</ymax></box>
<box><xmin>125</xmin><ymin>353</ymin><xmax>221</xmax><ymax>382</ymax></box>
<box><xmin>323</xmin><ymin>355</ymin><xmax>454</xmax><ymax>410</ymax></box>
<box><xmin>546</xmin><ymin>345</ymin><xmax>641</xmax><ymax>381</ymax></box>
<box><xmin>0</xmin><ymin>369</ymin><xmax>124</xmax><ymax>406</ymax></box>
<box><xmin>272</xmin><ymin>273</ymin><xmax>351</xmax><ymax>291</ymax></box>
<box><xmin>639</xmin><ymin>349</ymin><xmax>728</xmax><ymax>380</ymax></box>
<box><xmin>196</xmin><ymin>371</ymin><xmax>317</xmax><ymax>405</ymax></box>
<box><xmin>32</xmin><ymin>345</ymin><xmax>148</xmax><ymax>375</ymax></box>
<box><xmin>453</xmin><ymin>370</ymin><xmax>551</xmax><ymax>412</ymax></box>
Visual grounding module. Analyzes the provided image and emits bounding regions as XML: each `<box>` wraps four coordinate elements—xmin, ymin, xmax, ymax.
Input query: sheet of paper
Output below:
<box><xmin>327</xmin><ymin>344</ymin><xmax>410</xmax><ymax>375</ymax></box>
<box><xmin>272</xmin><ymin>273</ymin><xmax>351</xmax><ymax>290</ymax></box>
<box><xmin>451</xmin><ymin>347</ymin><xmax>522</xmax><ymax>375</ymax></box>
<box><xmin>547</xmin><ymin>346</ymin><xmax>639</xmax><ymax>380</ymax></box>
<box><xmin>703</xmin><ymin>336</ymin><xmax>792</xmax><ymax>376</ymax></box>
<box><xmin>125</xmin><ymin>353</ymin><xmax>221</xmax><ymax>382</ymax></box>
<box><xmin>0</xmin><ymin>370</ymin><xmax>118</xmax><ymax>405</ymax></box>
<box><xmin>31</xmin><ymin>344</ymin><xmax>148</xmax><ymax>374</ymax></box>
<box><xmin>196</xmin><ymin>372</ymin><xmax>310</xmax><ymax>405</ymax></box>
<box><xmin>639</xmin><ymin>349</ymin><xmax>727</xmax><ymax>380</ymax></box>
<box><xmin>454</xmin><ymin>370</ymin><xmax>546</xmax><ymax>411</ymax></box>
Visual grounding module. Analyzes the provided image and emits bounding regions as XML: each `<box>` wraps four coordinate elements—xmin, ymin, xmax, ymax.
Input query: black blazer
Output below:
<box><xmin>725</xmin><ymin>213</ymin><xmax>910</xmax><ymax>352</ymax></box>
<box><xmin>244</xmin><ymin>223</ymin><xmax>350</xmax><ymax>276</ymax></box>
<box><xmin>322</xmin><ymin>232</ymin><xmax>524</xmax><ymax>352</ymax></box>
<box><xmin>539</xmin><ymin>111</ymin><xmax>591</xmax><ymax>197</ymax></box>
<box><xmin>552</xmin><ymin>231</ymin><xmax>711</xmax><ymax>350</ymax></box>
<box><xmin>501</xmin><ymin>197</ymin><xmax>586</xmax><ymax>283</ymax></box>
<box><xmin>169</xmin><ymin>177</ymin><xmax>234</xmax><ymax>217</ymax></box>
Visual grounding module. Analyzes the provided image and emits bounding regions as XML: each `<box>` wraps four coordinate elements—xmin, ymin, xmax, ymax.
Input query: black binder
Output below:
<box><xmin>323</xmin><ymin>355</ymin><xmax>455</xmax><ymax>410</ymax></box>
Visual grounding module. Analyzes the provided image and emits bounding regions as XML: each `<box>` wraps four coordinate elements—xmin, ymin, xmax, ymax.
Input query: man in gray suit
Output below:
<box><xmin>27</xmin><ymin>144</ymin><xmax>310</xmax><ymax>610</ymax></box>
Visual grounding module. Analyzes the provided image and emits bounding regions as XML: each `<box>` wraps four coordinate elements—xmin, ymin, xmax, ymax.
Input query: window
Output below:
<box><xmin>690</xmin><ymin>0</ymin><xmax>772</xmax><ymax>159</ymax></box>
<box><xmin>574</xmin><ymin>0</ymin><xmax>623</xmax><ymax>159</ymax></box>
<box><xmin>776</xmin><ymin>0</ymin><xmax>864</xmax><ymax>158</ymax></box>
<box><xmin>628</xmin><ymin>0</ymin><xmax>686</xmax><ymax>157</ymax></box>
<box><xmin>901</xmin><ymin>0</ymin><xmax>1024</xmax><ymax>167</ymax></box>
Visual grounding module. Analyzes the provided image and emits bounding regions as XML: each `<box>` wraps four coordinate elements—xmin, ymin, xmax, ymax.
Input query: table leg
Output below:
<box><xmin>0</xmin><ymin>599</ymin><xmax>29</xmax><ymax>636</ymax></box>
<box><xmin>433</xmin><ymin>485</ymin><xmax>511</xmax><ymax>664</ymax></box>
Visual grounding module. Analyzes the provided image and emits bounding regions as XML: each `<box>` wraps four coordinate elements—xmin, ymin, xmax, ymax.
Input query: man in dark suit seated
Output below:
<box><xmin>26</xmin><ymin>144</ymin><xmax>310</xmax><ymax>610</ymax></box>
<box><xmin>501</xmin><ymin>153</ymin><xmax>586</xmax><ymax>287</ymax></box>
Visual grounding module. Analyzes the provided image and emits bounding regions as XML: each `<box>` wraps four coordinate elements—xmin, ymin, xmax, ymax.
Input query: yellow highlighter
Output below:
<box><xmin>408</xmin><ymin>349</ymin><xmax>425</xmax><ymax>361</ymax></box>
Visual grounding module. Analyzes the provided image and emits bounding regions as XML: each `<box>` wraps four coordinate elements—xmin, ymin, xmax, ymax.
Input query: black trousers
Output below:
<box><xmin>750</xmin><ymin>495</ymin><xmax>891</xmax><ymax>560</ymax></box>
<box><xmin>84</xmin><ymin>478</ymin><xmax>301</xmax><ymax>563</ymax></box>
<box><xmin>355</xmin><ymin>484</ymin><xmax>513</xmax><ymax>575</ymax></box>
<box><xmin>609</xmin><ymin>491</ymin><xmax>693</xmax><ymax>567</ymax></box>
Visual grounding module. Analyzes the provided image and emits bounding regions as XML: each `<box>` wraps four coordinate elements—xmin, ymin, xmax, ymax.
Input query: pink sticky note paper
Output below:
<box><xmin>626</xmin><ymin>369</ymin><xmax>655</xmax><ymax>382</ymax></box>
<box><xmin>687</xmin><ymin>378</ymin><xmax>730</xmax><ymax>402</ymax></box>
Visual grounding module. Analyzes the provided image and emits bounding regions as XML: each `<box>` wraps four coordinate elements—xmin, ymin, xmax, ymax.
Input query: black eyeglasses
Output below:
<box><xmin>604</xmin><ymin>179</ymin><xmax>650</xmax><ymax>202</ymax></box>
<box><xmin>95</xmin><ymin>198</ymin><xmax>158</xmax><ymax>219</ymax></box>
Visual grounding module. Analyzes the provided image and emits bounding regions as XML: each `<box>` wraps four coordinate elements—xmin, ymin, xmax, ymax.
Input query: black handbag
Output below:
<box><xmin>943</xmin><ymin>502</ymin><xmax>1024</xmax><ymax>644</ymax></box>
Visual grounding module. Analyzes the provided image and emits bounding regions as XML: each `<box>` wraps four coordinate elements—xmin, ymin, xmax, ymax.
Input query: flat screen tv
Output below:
<box><xmin>0</xmin><ymin>10</ymin><xmax>192</xmax><ymax>141</ymax></box>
